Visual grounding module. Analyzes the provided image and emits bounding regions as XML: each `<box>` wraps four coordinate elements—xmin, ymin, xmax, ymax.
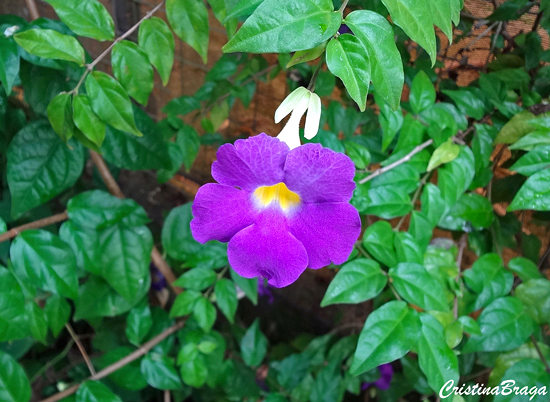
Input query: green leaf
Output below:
<box><xmin>10</xmin><ymin>230</ymin><xmax>78</xmax><ymax>299</ymax></box>
<box><xmin>408</xmin><ymin>211</ymin><xmax>433</xmax><ymax>251</ymax></box>
<box><xmin>223</xmin><ymin>0</ymin><xmax>341</xmax><ymax>54</ymax></box>
<box><xmin>47</xmin><ymin>92</ymin><xmax>78</xmax><ymax>142</ymax></box>
<box><xmin>417</xmin><ymin>313</ymin><xmax>459</xmax><ymax>393</ymax></box>
<box><xmin>111</xmin><ymin>40</ymin><xmax>154</xmax><ymax>106</ymax></box>
<box><xmin>421</xmin><ymin>183</ymin><xmax>447</xmax><ymax>227</ymax></box>
<box><xmin>230</xmin><ymin>268</ymin><xmax>258</xmax><ymax>305</ymax></box>
<box><xmin>25</xmin><ymin>300</ymin><xmax>48</xmax><ymax>344</ymax></box>
<box><xmin>72</xmin><ymin>94</ymin><xmax>106</xmax><ymax>150</ymax></box>
<box><xmin>215</xmin><ymin>279</ymin><xmax>238</xmax><ymax>323</ymax></box>
<box><xmin>44</xmin><ymin>295</ymin><xmax>70</xmax><ymax>337</ymax></box>
<box><xmin>126</xmin><ymin>304</ymin><xmax>153</xmax><ymax>346</ymax></box>
<box><xmin>241</xmin><ymin>319</ymin><xmax>267</xmax><ymax>367</ymax></box>
<box><xmin>85</xmin><ymin>71</ymin><xmax>142</xmax><ymax>137</ymax></box>
<box><xmin>43</xmin><ymin>0</ymin><xmax>114</xmax><ymax>41</ymax></box>
<box><xmin>439</xmin><ymin>193</ymin><xmax>495</xmax><ymax>231</ymax></box>
<box><xmin>225</xmin><ymin>0</ymin><xmax>263</xmax><ymax>21</ymax></box>
<box><xmin>286</xmin><ymin>43</ymin><xmax>326</xmax><ymax>68</ymax></box>
<box><xmin>473</xmin><ymin>124</ymin><xmax>495</xmax><ymax>174</ymax></box>
<box><xmin>344</xmin><ymin>141</ymin><xmax>371</xmax><ymax>169</ymax></box>
<box><xmin>509</xmin><ymin>130</ymin><xmax>550</xmax><ymax>151</ymax></box>
<box><xmin>76</xmin><ymin>381</ymin><xmax>121</xmax><ymax>402</ymax></box>
<box><xmin>511</xmin><ymin>145</ymin><xmax>550</xmax><ymax>176</ymax></box>
<box><xmin>394</xmin><ymin>232</ymin><xmax>423</xmax><ymax>264</ymax></box>
<box><xmin>193</xmin><ymin>297</ymin><xmax>217</xmax><ymax>332</ymax></box>
<box><xmin>321</xmin><ymin>259</ymin><xmax>387</xmax><ymax>306</ymax></box>
<box><xmin>410</xmin><ymin>71</ymin><xmax>435</xmax><ymax>114</ymax></box>
<box><xmin>169</xmin><ymin>290</ymin><xmax>201</xmax><ymax>318</ymax></box>
<box><xmin>362</xmin><ymin>221</ymin><xmax>397</xmax><ymax>267</ymax></box>
<box><xmin>362</xmin><ymin>187</ymin><xmax>413</xmax><ymax>219</ymax></box>
<box><xmin>427</xmin><ymin>138</ymin><xmax>460</xmax><ymax>171</ymax></box>
<box><xmin>380</xmin><ymin>0</ymin><xmax>436</xmax><ymax>63</ymax></box>
<box><xmin>161</xmin><ymin>204</ymin><xmax>228</xmax><ymax>269</ymax></box>
<box><xmin>507</xmin><ymin>257</ymin><xmax>542</xmax><ymax>282</ymax></box>
<box><xmin>509</xmin><ymin>169</ymin><xmax>550</xmax><ymax>211</ymax></box>
<box><xmin>0</xmin><ymin>290</ymin><xmax>30</xmax><ymax>342</ymax></box>
<box><xmin>345</xmin><ymin>10</ymin><xmax>403</xmax><ymax>109</ymax></box>
<box><xmin>7</xmin><ymin>121</ymin><xmax>85</xmax><ymax>219</ymax></box>
<box><xmin>177</xmin><ymin>125</ymin><xmax>201</xmax><ymax>171</ymax></box>
<box><xmin>437</xmin><ymin>146</ymin><xmax>475</xmax><ymax>206</ymax></box>
<box><xmin>463</xmin><ymin>297</ymin><xmax>534</xmax><ymax>353</ymax></box>
<box><xmin>458</xmin><ymin>316</ymin><xmax>481</xmax><ymax>336</ymax></box>
<box><xmin>310</xmin><ymin>361</ymin><xmax>343</xmax><ymax>402</ymax></box>
<box><xmin>179</xmin><ymin>355</ymin><xmax>208</xmax><ymax>387</ymax></box>
<box><xmin>326</xmin><ymin>34</ymin><xmax>370</xmax><ymax>111</ymax></box>
<box><xmin>443</xmin><ymin>89</ymin><xmax>485</xmax><ymax>120</ymax></box>
<box><xmin>493</xmin><ymin>359</ymin><xmax>550</xmax><ymax>402</ymax></box>
<box><xmin>14</xmin><ymin>28</ymin><xmax>85</xmax><ymax>65</ymax></box>
<box><xmin>140</xmin><ymin>353</ymin><xmax>182</xmax><ymax>390</ymax></box>
<box><xmin>138</xmin><ymin>17</ymin><xmax>174</xmax><ymax>86</ymax></box>
<box><xmin>350</xmin><ymin>301</ymin><xmax>420</xmax><ymax>375</ymax></box>
<box><xmin>162</xmin><ymin>95</ymin><xmax>201</xmax><ymax>116</ymax></box>
<box><xmin>463</xmin><ymin>253</ymin><xmax>513</xmax><ymax>311</ymax></box>
<box><xmin>0</xmin><ymin>350</ymin><xmax>31</xmax><ymax>402</ymax></box>
<box><xmin>375</xmin><ymin>93</ymin><xmax>404</xmax><ymax>150</ymax></box>
<box><xmin>493</xmin><ymin>111</ymin><xmax>536</xmax><ymax>145</ymax></box>
<box><xmin>67</xmin><ymin>190</ymin><xmax>149</xmax><ymax>229</ymax></box>
<box><xmin>95</xmin><ymin>347</ymin><xmax>148</xmax><ymax>390</ymax></box>
<box><xmin>101</xmin><ymin>107</ymin><xmax>171</xmax><ymax>171</ymax></box>
<box><xmin>174</xmin><ymin>268</ymin><xmax>216</xmax><ymax>291</ymax></box>
<box><xmin>515</xmin><ymin>279</ymin><xmax>550</xmax><ymax>325</ymax></box>
<box><xmin>0</xmin><ymin>37</ymin><xmax>19</xmax><ymax>96</ymax></box>
<box><xmin>166</xmin><ymin>0</ymin><xmax>209</xmax><ymax>63</ymax></box>
<box><xmin>389</xmin><ymin>263</ymin><xmax>450</xmax><ymax>312</ymax></box>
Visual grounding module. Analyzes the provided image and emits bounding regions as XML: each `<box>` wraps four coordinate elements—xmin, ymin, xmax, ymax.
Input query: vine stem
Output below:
<box><xmin>39</xmin><ymin>320</ymin><xmax>185</xmax><ymax>402</ymax></box>
<box><xmin>307</xmin><ymin>59</ymin><xmax>324</xmax><ymax>92</ymax></box>
<box><xmin>359</xmin><ymin>139</ymin><xmax>434</xmax><ymax>184</ymax></box>
<box><xmin>531</xmin><ymin>334</ymin><xmax>550</xmax><ymax>374</ymax></box>
<box><xmin>338</xmin><ymin>0</ymin><xmax>350</xmax><ymax>13</ymax></box>
<box><xmin>65</xmin><ymin>324</ymin><xmax>96</xmax><ymax>375</ymax></box>
<box><xmin>71</xmin><ymin>0</ymin><xmax>165</xmax><ymax>94</ymax></box>
<box><xmin>0</xmin><ymin>212</ymin><xmax>69</xmax><ymax>243</ymax></box>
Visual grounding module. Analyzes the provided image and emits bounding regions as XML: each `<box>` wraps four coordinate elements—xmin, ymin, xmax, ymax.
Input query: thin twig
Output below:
<box><xmin>71</xmin><ymin>1</ymin><xmax>165</xmax><ymax>94</ymax></box>
<box><xmin>65</xmin><ymin>324</ymin><xmax>96</xmax><ymax>375</ymax></box>
<box><xmin>25</xmin><ymin>0</ymin><xmax>40</xmax><ymax>19</ymax></box>
<box><xmin>359</xmin><ymin>140</ymin><xmax>434</xmax><ymax>184</ymax></box>
<box><xmin>31</xmin><ymin>340</ymin><xmax>75</xmax><ymax>384</ymax></box>
<box><xmin>395</xmin><ymin>172</ymin><xmax>431</xmax><ymax>231</ymax></box>
<box><xmin>0</xmin><ymin>212</ymin><xmax>69</xmax><ymax>243</ymax></box>
<box><xmin>89</xmin><ymin>152</ymin><xmax>182</xmax><ymax>294</ymax></box>
<box><xmin>531</xmin><ymin>334</ymin><xmax>550</xmax><ymax>374</ymax></box>
<box><xmin>464</xmin><ymin>21</ymin><xmax>499</xmax><ymax>51</ymax></box>
<box><xmin>164</xmin><ymin>390</ymin><xmax>171</xmax><ymax>402</ymax></box>
<box><xmin>454</xmin><ymin>234</ymin><xmax>467</xmax><ymax>319</ymax></box>
<box><xmin>338</xmin><ymin>0</ymin><xmax>350</xmax><ymax>13</ymax></box>
<box><xmin>39</xmin><ymin>320</ymin><xmax>185</xmax><ymax>402</ymax></box>
<box><xmin>307</xmin><ymin>59</ymin><xmax>324</xmax><ymax>92</ymax></box>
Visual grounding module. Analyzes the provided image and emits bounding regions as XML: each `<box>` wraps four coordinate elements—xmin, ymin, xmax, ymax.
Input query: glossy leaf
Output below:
<box><xmin>138</xmin><ymin>17</ymin><xmax>175</xmax><ymax>86</ymax></box>
<box><xmin>14</xmin><ymin>29</ymin><xmax>85</xmax><ymax>65</ymax></box>
<box><xmin>351</xmin><ymin>301</ymin><xmax>420</xmax><ymax>375</ymax></box>
<box><xmin>394</xmin><ymin>232</ymin><xmax>423</xmax><ymax>264</ymax></box>
<box><xmin>326</xmin><ymin>34</ymin><xmax>370</xmax><ymax>111</ymax></box>
<box><xmin>493</xmin><ymin>111</ymin><xmax>536</xmax><ymax>145</ymax></box>
<box><xmin>0</xmin><ymin>37</ymin><xmax>19</xmax><ymax>96</ymax></box>
<box><xmin>421</xmin><ymin>183</ymin><xmax>447</xmax><ymax>227</ymax></box>
<box><xmin>10</xmin><ymin>230</ymin><xmax>78</xmax><ymax>299</ymax></box>
<box><xmin>345</xmin><ymin>10</ymin><xmax>403</xmax><ymax>109</ymax></box>
<box><xmin>230</xmin><ymin>268</ymin><xmax>258</xmax><ymax>305</ymax></box>
<box><xmin>112</xmin><ymin>41</ymin><xmax>154</xmax><ymax>106</ymax></box>
<box><xmin>7</xmin><ymin>121</ymin><xmax>85</xmax><ymax>218</ymax></box>
<box><xmin>0</xmin><ymin>350</ymin><xmax>31</xmax><ymax>402</ymax></box>
<box><xmin>25</xmin><ymin>300</ymin><xmax>48</xmax><ymax>344</ymax></box>
<box><xmin>140</xmin><ymin>353</ymin><xmax>182</xmax><ymax>390</ymax></box>
<box><xmin>511</xmin><ymin>145</ymin><xmax>550</xmax><ymax>176</ymax></box>
<box><xmin>179</xmin><ymin>355</ymin><xmax>208</xmax><ymax>388</ymax></box>
<box><xmin>463</xmin><ymin>297</ymin><xmax>534</xmax><ymax>353</ymax></box>
<box><xmin>174</xmin><ymin>268</ymin><xmax>216</xmax><ymax>291</ymax></box>
<box><xmin>344</xmin><ymin>141</ymin><xmax>371</xmax><ymax>169</ymax></box>
<box><xmin>321</xmin><ymin>259</ymin><xmax>387</xmax><ymax>306</ymax></box>
<box><xmin>389</xmin><ymin>263</ymin><xmax>450</xmax><ymax>312</ymax></box>
<box><xmin>362</xmin><ymin>221</ymin><xmax>397</xmax><ymax>267</ymax></box>
<box><xmin>507</xmin><ymin>257</ymin><xmax>542</xmax><ymax>282</ymax></box>
<box><xmin>169</xmin><ymin>290</ymin><xmax>201</xmax><ymax>318</ymax></box>
<box><xmin>75</xmin><ymin>381</ymin><xmax>121</xmax><ymax>402</ymax></box>
<box><xmin>439</xmin><ymin>193</ymin><xmax>494</xmax><ymax>231</ymax></box>
<box><xmin>493</xmin><ymin>359</ymin><xmax>550</xmax><ymax>402</ymax></box>
<box><xmin>85</xmin><ymin>71</ymin><xmax>142</xmax><ymax>137</ymax></box>
<box><xmin>427</xmin><ymin>138</ymin><xmax>460</xmax><ymax>171</ymax></box>
<box><xmin>509</xmin><ymin>169</ymin><xmax>550</xmax><ymax>211</ymax></box>
<box><xmin>72</xmin><ymin>94</ymin><xmax>106</xmax><ymax>150</ymax></box>
<box><xmin>223</xmin><ymin>0</ymin><xmax>341</xmax><ymax>54</ymax></box>
<box><xmin>126</xmin><ymin>304</ymin><xmax>153</xmax><ymax>346</ymax></box>
<box><xmin>437</xmin><ymin>146</ymin><xmax>475</xmax><ymax>206</ymax></box>
<box><xmin>193</xmin><ymin>297</ymin><xmax>217</xmax><ymax>332</ymax></box>
<box><xmin>47</xmin><ymin>92</ymin><xmax>78</xmax><ymax>142</ymax></box>
<box><xmin>443</xmin><ymin>89</ymin><xmax>485</xmax><ymax>120</ymax></box>
<box><xmin>241</xmin><ymin>319</ymin><xmax>267</xmax><ymax>367</ymax></box>
<box><xmin>417</xmin><ymin>313</ymin><xmax>459</xmax><ymax>393</ymax></box>
<box><xmin>44</xmin><ymin>295</ymin><xmax>70</xmax><ymax>337</ymax></box>
<box><xmin>215</xmin><ymin>279</ymin><xmax>238</xmax><ymax>323</ymax></box>
<box><xmin>166</xmin><ymin>0</ymin><xmax>209</xmax><ymax>63</ymax></box>
<box><xmin>410</xmin><ymin>71</ymin><xmax>436</xmax><ymax>114</ymax></box>
<box><xmin>515</xmin><ymin>279</ymin><xmax>550</xmax><ymax>325</ymax></box>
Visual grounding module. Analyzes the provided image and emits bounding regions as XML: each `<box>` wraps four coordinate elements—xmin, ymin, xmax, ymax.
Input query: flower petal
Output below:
<box><xmin>212</xmin><ymin>133</ymin><xmax>290</xmax><ymax>191</ymax></box>
<box><xmin>304</xmin><ymin>93</ymin><xmax>321</xmax><ymax>140</ymax></box>
<box><xmin>284</xmin><ymin>143</ymin><xmax>356</xmax><ymax>203</ymax></box>
<box><xmin>191</xmin><ymin>183</ymin><xmax>257</xmax><ymax>243</ymax></box>
<box><xmin>276</xmin><ymin>96</ymin><xmax>309</xmax><ymax>150</ymax></box>
<box><xmin>289</xmin><ymin>202</ymin><xmax>361</xmax><ymax>269</ymax></box>
<box><xmin>274</xmin><ymin>87</ymin><xmax>309</xmax><ymax>123</ymax></box>
<box><xmin>228</xmin><ymin>209</ymin><xmax>308</xmax><ymax>288</ymax></box>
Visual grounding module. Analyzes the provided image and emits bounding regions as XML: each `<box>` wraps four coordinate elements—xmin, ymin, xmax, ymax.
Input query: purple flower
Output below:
<box><xmin>361</xmin><ymin>364</ymin><xmax>394</xmax><ymax>391</ymax></box>
<box><xmin>190</xmin><ymin>134</ymin><xmax>361</xmax><ymax>288</ymax></box>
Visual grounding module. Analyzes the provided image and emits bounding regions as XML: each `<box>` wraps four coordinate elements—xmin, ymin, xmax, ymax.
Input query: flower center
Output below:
<box><xmin>253</xmin><ymin>182</ymin><xmax>300</xmax><ymax>211</ymax></box>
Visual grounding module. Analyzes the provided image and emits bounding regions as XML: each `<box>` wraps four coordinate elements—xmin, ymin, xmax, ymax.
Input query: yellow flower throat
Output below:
<box><xmin>253</xmin><ymin>182</ymin><xmax>301</xmax><ymax>211</ymax></box>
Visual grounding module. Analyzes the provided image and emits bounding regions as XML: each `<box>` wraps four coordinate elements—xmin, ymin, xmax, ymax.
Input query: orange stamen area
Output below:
<box><xmin>253</xmin><ymin>182</ymin><xmax>301</xmax><ymax>211</ymax></box>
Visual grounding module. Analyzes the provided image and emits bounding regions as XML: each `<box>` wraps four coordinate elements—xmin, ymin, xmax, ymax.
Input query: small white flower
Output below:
<box><xmin>275</xmin><ymin>87</ymin><xmax>322</xmax><ymax>149</ymax></box>
<box><xmin>4</xmin><ymin>25</ymin><xmax>18</xmax><ymax>38</ymax></box>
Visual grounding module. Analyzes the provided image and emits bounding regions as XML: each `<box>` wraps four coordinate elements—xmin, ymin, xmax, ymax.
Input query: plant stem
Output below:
<box><xmin>39</xmin><ymin>320</ymin><xmax>185</xmax><ymax>402</ymax></box>
<box><xmin>394</xmin><ymin>172</ymin><xmax>431</xmax><ymax>231</ymax></box>
<box><xmin>531</xmin><ymin>334</ymin><xmax>550</xmax><ymax>373</ymax></box>
<box><xmin>71</xmin><ymin>0</ymin><xmax>165</xmax><ymax>94</ymax></box>
<box><xmin>30</xmin><ymin>340</ymin><xmax>75</xmax><ymax>383</ymax></box>
<box><xmin>338</xmin><ymin>0</ymin><xmax>350</xmax><ymax>13</ymax></box>
<box><xmin>65</xmin><ymin>324</ymin><xmax>96</xmax><ymax>375</ymax></box>
<box><xmin>307</xmin><ymin>59</ymin><xmax>324</xmax><ymax>92</ymax></box>
<box><xmin>0</xmin><ymin>212</ymin><xmax>69</xmax><ymax>243</ymax></box>
<box><xmin>359</xmin><ymin>139</ymin><xmax>434</xmax><ymax>184</ymax></box>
